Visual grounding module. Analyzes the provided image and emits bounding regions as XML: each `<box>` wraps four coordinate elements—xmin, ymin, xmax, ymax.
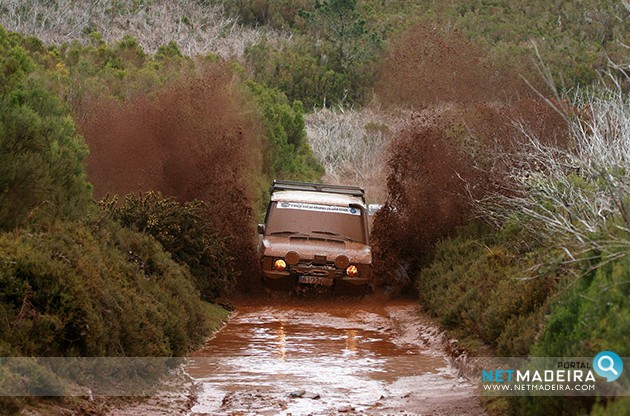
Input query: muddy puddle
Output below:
<box><xmin>186</xmin><ymin>301</ymin><xmax>484</xmax><ymax>415</ymax></box>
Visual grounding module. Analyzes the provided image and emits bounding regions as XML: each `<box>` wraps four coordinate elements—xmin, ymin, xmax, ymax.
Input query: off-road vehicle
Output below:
<box><xmin>258</xmin><ymin>180</ymin><xmax>372</xmax><ymax>292</ymax></box>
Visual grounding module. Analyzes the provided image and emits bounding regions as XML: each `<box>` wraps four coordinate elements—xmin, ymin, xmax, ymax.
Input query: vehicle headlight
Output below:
<box><xmin>274</xmin><ymin>259</ymin><xmax>287</xmax><ymax>271</ymax></box>
<box><xmin>346</xmin><ymin>264</ymin><xmax>359</xmax><ymax>277</ymax></box>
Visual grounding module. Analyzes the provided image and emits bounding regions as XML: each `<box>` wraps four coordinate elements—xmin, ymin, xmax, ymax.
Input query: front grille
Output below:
<box><xmin>313</xmin><ymin>255</ymin><xmax>327</xmax><ymax>264</ymax></box>
<box><xmin>294</xmin><ymin>262</ymin><xmax>343</xmax><ymax>278</ymax></box>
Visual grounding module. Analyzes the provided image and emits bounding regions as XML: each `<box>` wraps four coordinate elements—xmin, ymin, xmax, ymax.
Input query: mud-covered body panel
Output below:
<box><xmin>260</xmin><ymin>181</ymin><xmax>373</xmax><ymax>291</ymax></box>
<box><xmin>262</xmin><ymin>237</ymin><xmax>372</xmax><ymax>264</ymax></box>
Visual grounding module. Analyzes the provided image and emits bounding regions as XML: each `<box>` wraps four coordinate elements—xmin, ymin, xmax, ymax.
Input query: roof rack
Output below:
<box><xmin>272</xmin><ymin>180</ymin><xmax>365</xmax><ymax>202</ymax></box>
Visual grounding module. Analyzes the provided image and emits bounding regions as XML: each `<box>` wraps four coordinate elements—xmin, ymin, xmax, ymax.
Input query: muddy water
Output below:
<box><xmin>186</xmin><ymin>302</ymin><xmax>484</xmax><ymax>415</ymax></box>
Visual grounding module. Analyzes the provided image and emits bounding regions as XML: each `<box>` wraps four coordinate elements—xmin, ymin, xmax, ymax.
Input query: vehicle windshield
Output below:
<box><xmin>265</xmin><ymin>201</ymin><xmax>368</xmax><ymax>244</ymax></box>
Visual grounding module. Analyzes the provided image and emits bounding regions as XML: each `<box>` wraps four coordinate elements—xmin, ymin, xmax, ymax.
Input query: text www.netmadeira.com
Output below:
<box><xmin>483</xmin><ymin>384</ymin><xmax>595</xmax><ymax>392</ymax></box>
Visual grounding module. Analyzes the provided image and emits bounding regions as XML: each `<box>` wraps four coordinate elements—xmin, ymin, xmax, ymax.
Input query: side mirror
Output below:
<box><xmin>257</xmin><ymin>224</ymin><xmax>266</xmax><ymax>234</ymax></box>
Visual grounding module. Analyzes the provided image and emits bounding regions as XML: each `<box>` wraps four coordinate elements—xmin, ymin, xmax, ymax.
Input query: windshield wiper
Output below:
<box><xmin>269</xmin><ymin>230</ymin><xmax>299</xmax><ymax>236</ymax></box>
<box><xmin>311</xmin><ymin>230</ymin><xmax>355</xmax><ymax>242</ymax></box>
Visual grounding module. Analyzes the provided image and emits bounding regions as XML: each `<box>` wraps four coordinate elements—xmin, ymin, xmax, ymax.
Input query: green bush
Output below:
<box><xmin>0</xmin><ymin>29</ymin><xmax>232</xmax><ymax>377</ymax></box>
<box><xmin>57</xmin><ymin>33</ymin><xmax>192</xmax><ymax>106</ymax></box>
<box><xmin>101</xmin><ymin>192</ymin><xmax>235</xmax><ymax>301</ymax></box>
<box><xmin>220</xmin><ymin>0</ymin><xmax>312</xmax><ymax>29</ymax></box>
<box><xmin>416</xmin><ymin>223</ymin><xmax>557</xmax><ymax>356</ymax></box>
<box><xmin>0</xmin><ymin>217</ymin><xmax>229</xmax><ymax>413</ymax></box>
<box><xmin>534</xmin><ymin>255</ymin><xmax>630</xmax><ymax>359</ymax></box>
<box><xmin>244</xmin><ymin>0</ymin><xmax>381</xmax><ymax>108</ymax></box>
<box><xmin>246</xmin><ymin>80</ymin><xmax>323</xmax><ymax>182</ymax></box>
<box><xmin>417</xmin><ymin>219</ymin><xmax>630</xmax><ymax>416</ymax></box>
<box><xmin>0</xmin><ymin>26</ymin><xmax>92</xmax><ymax>231</ymax></box>
<box><xmin>0</xmin><ymin>219</ymin><xmax>222</xmax><ymax>358</ymax></box>
<box><xmin>245</xmin><ymin>37</ymin><xmax>357</xmax><ymax>108</ymax></box>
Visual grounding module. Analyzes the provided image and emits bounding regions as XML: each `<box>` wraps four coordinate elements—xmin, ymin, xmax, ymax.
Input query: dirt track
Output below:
<box><xmin>181</xmin><ymin>298</ymin><xmax>485</xmax><ymax>416</ymax></box>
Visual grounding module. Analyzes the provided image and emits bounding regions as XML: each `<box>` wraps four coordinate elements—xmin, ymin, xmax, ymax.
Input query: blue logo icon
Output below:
<box><xmin>593</xmin><ymin>351</ymin><xmax>623</xmax><ymax>382</ymax></box>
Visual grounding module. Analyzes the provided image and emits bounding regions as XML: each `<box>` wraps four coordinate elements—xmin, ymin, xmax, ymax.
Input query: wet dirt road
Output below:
<box><xmin>185</xmin><ymin>300</ymin><xmax>485</xmax><ymax>415</ymax></box>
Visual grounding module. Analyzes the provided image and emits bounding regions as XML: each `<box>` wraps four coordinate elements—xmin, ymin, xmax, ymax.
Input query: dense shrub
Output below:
<box><xmin>0</xmin><ymin>26</ymin><xmax>92</xmax><ymax>231</ymax></box>
<box><xmin>535</xmin><ymin>256</ymin><xmax>630</xmax><ymax>359</ymax></box>
<box><xmin>410</xmin><ymin>195</ymin><xmax>630</xmax><ymax>415</ymax></box>
<box><xmin>0</xmin><ymin>219</ymin><xmax>221</xmax><ymax>358</ymax></box>
<box><xmin>245</xmin><ymin>37</ymin><xmax>360</xmax><ymax>108</ymax></box>
<box><xmin>531</xmin><ymin>248</ymin><xmax>630</xmax><ymax>416</ymax></box>
<box><xmin>102</xmin><ymin>192</ymin><xmax>235</xmax><ymax>301</ymax></box>
<box><xmin>0</xmin><ymin>216</ymin><xmax>228</xmax><ymax>412</ymax></box>
<box><xmin>0</xmin><ymin>29</ymin><xmax>231</xmax><ymax>374</ymax></box>
<box><xmin>416</xmin><ymin>223</ymin><xmax>558</xmax><ymax>356</ymax></box>
<box><xmin>509</xmin><ymin>249</ymin><xmax>630</xmax><ymax>415</ymax></box>
<box><xmin>244</xmin><ymin>0</ymin><xmax>381</xmax><ymax>108</ymax></box>
<box><xmin>246</xmin><ymin>80</ymin><xmax>323</xmax><ymax>183</ymax></box>
<box><xmin>220</xmin><ymin>0</ymin><xmax>312</xmax><ymax>29</ymax></box>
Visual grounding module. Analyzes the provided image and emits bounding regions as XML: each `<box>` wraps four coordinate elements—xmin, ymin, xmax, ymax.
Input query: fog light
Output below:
<box><xmin>335</xmin><ymin>255</ymin><xmax>349</xmax><ymax>269</ymax></box>
<box><xmin>286</xmin><ymin>251</ymin><xmax>300</xmax><ymax>266</ymax></box>
<box><xmin>346</xmin><ymin>265</ymin><xmax>359</xmax><ymax>277</ymax></box>
<box><xmin>274</xmin><ymin>259</ymin><xmax>287</xmax><ymax>271</ymax></box>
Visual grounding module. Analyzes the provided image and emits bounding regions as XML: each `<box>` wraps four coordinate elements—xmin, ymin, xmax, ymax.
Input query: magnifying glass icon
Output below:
<box><xmin>598</xmin><ymin>355</ymin><xmax>619</xmax><ymax>375</ymax></box>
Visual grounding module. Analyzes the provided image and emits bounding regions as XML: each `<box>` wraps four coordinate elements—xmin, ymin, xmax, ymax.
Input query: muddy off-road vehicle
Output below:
<box><xmin>258</xmin><ymin>180</ymin><xmax>372</xmax><ymax>292</ymax></box>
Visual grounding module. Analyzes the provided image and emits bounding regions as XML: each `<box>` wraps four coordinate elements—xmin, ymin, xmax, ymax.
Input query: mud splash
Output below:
<box><xmin>370</xmin><ymin>22</ymin><xmax>569</xmax><ymax>285</ymax></box>
<box><xmin>79</xmin><ymin>66</ymin><xmax>264</xmax><ymax>283</ymax></box>
<box><xmin>374</xmin><ymin>21</ymin><xmax>545</xmax><ymax>109</ymax></box>
<box><xmin>186</xmin><ymin>302</ymin><xmax>484</xmax><ymax>415</ymax></box>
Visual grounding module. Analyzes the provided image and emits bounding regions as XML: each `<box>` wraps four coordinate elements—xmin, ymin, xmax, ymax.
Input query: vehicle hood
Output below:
<box><xmin>261</xmin><ymin>236</ymin><xmax>372</xmax><ymax>264</ymax></box>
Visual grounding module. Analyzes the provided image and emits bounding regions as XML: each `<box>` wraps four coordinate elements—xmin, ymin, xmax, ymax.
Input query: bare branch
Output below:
<box><xmin>0</xmin><ymin>0</ymin><xmax>286</xmax><ymax>58</ymax></box>
<box><xmin>305</xmin><ymin>107</ymin><xmax>410</xmax><ymax>201</ymax></box>
<box><xmin>475</xmin><ymin>84</ymin><xmax>630</xmax><ymax>266</ymax></box>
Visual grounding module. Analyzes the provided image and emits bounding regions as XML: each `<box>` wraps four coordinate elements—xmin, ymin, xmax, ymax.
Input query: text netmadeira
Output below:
<box><xmin>483</xmin><ymin>369</ymin><xmax>596</xmax><ymax>383</ymax></box>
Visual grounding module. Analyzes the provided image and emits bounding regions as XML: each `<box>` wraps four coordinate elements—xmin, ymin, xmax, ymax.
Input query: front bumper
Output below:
<box><xmin>262</xmin><ymin>263</ymin><xmax>372</xmax><ymax>290</ymax></box>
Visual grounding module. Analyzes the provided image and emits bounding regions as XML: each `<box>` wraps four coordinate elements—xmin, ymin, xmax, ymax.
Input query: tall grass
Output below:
<box><xmin>477</xmin><ymin>83</ymin><xmax>630</xmax><ymax>267</ymax></box>
<box><xmin>0</xmin><ymin>0</ymin><xmax>282</xmax><ymax>57</ymax></box>
<box><xmin>305</xmin><ymin>107</ymin><xmax>408</xmax><ymax>202</ymax></box>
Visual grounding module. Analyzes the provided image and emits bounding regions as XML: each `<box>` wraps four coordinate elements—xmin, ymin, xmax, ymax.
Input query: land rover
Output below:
<box><xmin>258</xmin><ymin>180</ymin><xmax>372</xmax><ymax>292</ymax></box>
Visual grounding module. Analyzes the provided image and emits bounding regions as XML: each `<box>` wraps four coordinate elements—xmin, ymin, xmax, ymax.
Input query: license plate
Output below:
<box><xmin>298</xmin><ymin>276</ymin><xmax>334</xmax><ymax>286</ymax></box>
